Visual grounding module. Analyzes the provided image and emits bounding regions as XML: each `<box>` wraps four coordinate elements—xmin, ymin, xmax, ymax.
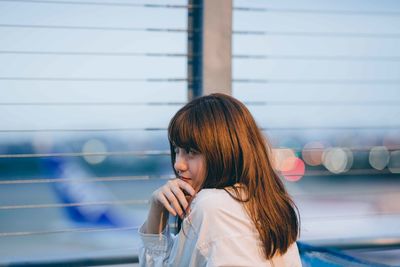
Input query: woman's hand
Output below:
<box><xmin>151</xmin><ymin>178</ymin><xmax>196</xmax><ymax>219</ymax></box>
<box><xmin>144</xmin><ymin>179</ymin><xmax>196</xmax><ymax>234</ymax></box>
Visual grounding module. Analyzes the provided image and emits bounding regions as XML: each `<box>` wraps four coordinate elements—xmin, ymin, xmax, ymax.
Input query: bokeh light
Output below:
<box><xmin>281</xmin><ymin>157</ymin><xmax>305</xmax><ymax>182</ymax></box>
<box><xmin>369</xmin><ymin>146</ymin><xmax>390</xmax><ymax>170</ymax></box>
<box><xmin>388</xmin><ymin>150</ymin><xmax>400</xmax><ymax>174</ymax></box>
<box><xmin>272</xmin><ymin>148</ymin><xmax>296</xmax><ymax>171</ymax></box>
<box><xmin>302</xmin><ymin>141</ymin><xmax>325</xmax><ymax>166</ymax></box>
<box><xmin>272</xmin><ymin>148</ymin><xmax>305</xmax><ymax>182</ymax></box>
<box><xmin>322</xmin><ymin>147</ymin><xmax>353</xmax><ymax>174</ymax></box>
<box><xmin>82</xmin><ymin>139</ymin><xmax>108</xmax><ymax>164</ymax></box>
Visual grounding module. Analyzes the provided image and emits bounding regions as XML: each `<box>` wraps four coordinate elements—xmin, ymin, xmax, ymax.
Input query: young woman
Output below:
<box><xmin>139</xmin><ymin>94</ymin><xmax>302</xmax><ymax>266</ymax></box>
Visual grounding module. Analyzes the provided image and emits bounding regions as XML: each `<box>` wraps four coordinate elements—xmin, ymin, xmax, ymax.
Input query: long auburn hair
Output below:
<box><xmin>168</xmin><ymin>93</ymin><xmax>299</xmax><ymax>259</ymax></box>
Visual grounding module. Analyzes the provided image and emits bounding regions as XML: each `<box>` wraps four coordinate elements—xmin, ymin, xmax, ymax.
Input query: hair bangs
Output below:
<box><xmin>168</xmin><ymin>107</ymin><xmax>201</xmax><ymax>152</ymax></box>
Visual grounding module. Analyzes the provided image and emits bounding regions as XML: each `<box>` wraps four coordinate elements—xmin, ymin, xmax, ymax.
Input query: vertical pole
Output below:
<box><xmin>187</xmin><ymin>0</ymin><xmax>203</xmax><ymax>100</ymax></box>
<box><xmin>187</xmin><ymin>0</ymin><xmax>232</xmax><ymax>100</ymax></box>
<box><xmin>202</xmin><ymin>0</ymin><xmax>232</xmax><ymax>97</ymax></box>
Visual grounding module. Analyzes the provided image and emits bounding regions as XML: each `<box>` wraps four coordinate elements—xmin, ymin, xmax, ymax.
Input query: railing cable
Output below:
<box><xmin>0</xmin><ymin>170</ymin><xmax>396</xmax><ymax>187</ymax></box>
<box><xmin>0</xmin><ymin>199</ymin><xmax>149</xmax><ymax>210</ymax></box>
<box><xmin>0</xmin><ymin>175</ymin><xmax>175</xmax><ymax>185</ymax></box>
<box><xmin>1</xmin><ymin>145</ymin><xmax>399</xmax><ymax>159</ymax></box>
<box><xmin>233</xmin><ymin>30</ymin><xmax>400</xmax><ymax>39</ymax></box>
<box><xmin>0</xmin><ymin>102</ymin><xmax>185</xmax><ymax>106</ymax></box>
<box><xmin>233</xmin><ymin>6</ymin><xmax>400</xmax><ymax>16</ymax></box>
<box><xmin>0</xmin><ymin>150</ymin><xmax>170</xmax><ymax>159</ymax></box>
<box><xmin>234</xmin><ymin>54</ymin><xmax>400</xmax><ymax>62</ymax></box>
<box><xmin>0</xmin><ymin>127</ymin><xmax>168</xmax><ymax>133</ymax></box>
<box><xmin>0</xmin><ymin>101</ymin><xmax>398</xmax><ymax>106</ymax></box>
<box><xmin>0</xmin><ymin>126</ymin><xmax>398</xmax><ymax>133</ymax></box>
<box><xmin>0</xmin><ymin>50</ymin><xmax>191</xmax><ymax>58</ymax></box>
<box><xmin>233</xmin><ymin>79</ymin><xmax>400</xmax><ymax>84</ymax></box>
<box><xmin>0</xmin><ymin>226</ymin><xmax>139</xmax><ymax>238</ymax></box>
<box><xmin>0</xmin><ymin>77</ymin><xmax>187</xmax><ymax>82</ymax></box>
<box><xmin>0</xmin><ymin>0</ymin><xmax>199</xmax><ymax>9</ymax></box>
<box><xmin>0</xmin><ymin>23</ymin><xmax>189</xmax><ymax>33</ymax></box>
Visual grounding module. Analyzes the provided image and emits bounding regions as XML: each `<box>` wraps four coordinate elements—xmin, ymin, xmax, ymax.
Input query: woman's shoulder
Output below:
<box><xmin>191</xmin><ymin>188</ymin><xmax>237</xmax><ymax>210</ymax></box>
<box><xmin>192</xmin><ymin>186</ymin><xmax>247</xmax><ymax>207</ymax></box>
<box><xmin>187</xmin><ymin>188</ymin><xmax>252</xmax><ymax>231</ymax></box>
<box><xmin>183</xmin><ymin>188</ymin><xmax>267</xmax><ymax>263</ymax></box>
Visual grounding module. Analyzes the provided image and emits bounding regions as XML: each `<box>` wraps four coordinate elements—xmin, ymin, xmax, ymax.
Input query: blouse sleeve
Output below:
<box><xmin>138</xmin><ymin>223</ymin><xmax>174</xmax><ymax>267</ymax></box>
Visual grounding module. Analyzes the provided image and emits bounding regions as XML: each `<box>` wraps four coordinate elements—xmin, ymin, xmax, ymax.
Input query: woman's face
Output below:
<box><xmin>173</xmin><ymin>147</ymin><xmax>206</xmax><ymax>192</ymax></box>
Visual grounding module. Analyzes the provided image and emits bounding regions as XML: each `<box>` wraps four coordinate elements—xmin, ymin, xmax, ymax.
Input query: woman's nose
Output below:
<box><xmin>174</xmin><ymin>154</ymin><xmax>187</xmax><ymax>173</ymax></box>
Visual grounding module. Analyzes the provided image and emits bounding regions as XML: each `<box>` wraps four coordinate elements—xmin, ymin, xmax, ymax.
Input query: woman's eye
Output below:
<box><xmin>174</xmin><ymin>146</ymin><xmax>198</xmax><ymax>156</ymax></box>
<box><xmin>188</xmin><ymin>149</ymin><xmax>197</xmax><ymax>156</ymax></box>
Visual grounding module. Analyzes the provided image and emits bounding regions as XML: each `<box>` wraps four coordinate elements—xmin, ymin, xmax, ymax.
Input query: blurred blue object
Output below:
<box><xmin>298</xmin><ymin>242</ymin><xmax>393</xmax><ymax>267</ymax></box>
<box><xmin>40</xmin><ymin>157</ymin><xmax>140</xmax><ymax>228</ymax></box>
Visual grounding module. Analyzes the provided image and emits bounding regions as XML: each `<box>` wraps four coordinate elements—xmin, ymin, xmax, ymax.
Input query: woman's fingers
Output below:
<box><xmin>154</xmin><ymin>179</ymin><xmax>196</xmax><ymax>218</ymax></box>
<box><xmin>170</xmin><ymin>185</ymin><xmax>189</xmax><ymax>211</ymax></box>
<box><xmin>162</xmin><ymin>187</ymin><xmax>184</xmax><ymax>217</ymax></box>
<box><xmin>176</xmin><ymin>179</ymin><xmax>196</xmax><ymax>197</ymax></box>
<box><xmin>157</xmin><ymin>193</ymin><xmax>177</xmax><ymax>216</ymax></box>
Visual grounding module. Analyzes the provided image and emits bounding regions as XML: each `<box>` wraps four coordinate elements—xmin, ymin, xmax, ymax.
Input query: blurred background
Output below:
<box><xmin>0</xmin><ymin>0</ymin><xmax>399</xmax><ymax>266</ymax></box>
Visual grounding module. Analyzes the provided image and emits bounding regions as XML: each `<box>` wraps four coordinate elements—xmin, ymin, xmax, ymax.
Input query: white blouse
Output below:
<box><xmin>139</xmin><ymin>188</ymin><xmax>302</xmax><ymax>267</ymax></box>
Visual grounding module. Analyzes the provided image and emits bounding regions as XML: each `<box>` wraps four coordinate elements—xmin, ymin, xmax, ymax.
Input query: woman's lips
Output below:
<box><xmin>180</xmin><ymin>177</ymin><xmax>191</xmax><ymax>182</ymax></box>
